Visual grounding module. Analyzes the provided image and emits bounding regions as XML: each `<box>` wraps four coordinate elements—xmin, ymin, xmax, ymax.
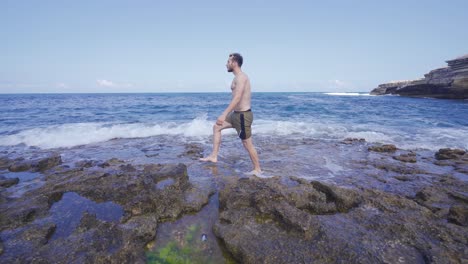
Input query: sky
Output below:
<box><xmin>1</xmin><ymin>0</ymin><xmax>468</xmax><ymax>93</ymax></box>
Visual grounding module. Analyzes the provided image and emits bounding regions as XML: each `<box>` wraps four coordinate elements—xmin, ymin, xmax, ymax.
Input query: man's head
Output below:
<box><xmin>226</xmin><ymin>53</ymin><xmax>243</xmax><ymax>72</ymax></box>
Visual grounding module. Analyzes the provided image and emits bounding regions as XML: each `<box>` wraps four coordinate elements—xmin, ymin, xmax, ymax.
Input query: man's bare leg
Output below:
<box><xmin>200</xmin><ymin>121</ymin><xmax>232</xmax><ymax>162</ymax></box>
<box><xmin>241</xmin><ymin>137</ymin><xmax>261</xmax><ymax>175</ymax></box>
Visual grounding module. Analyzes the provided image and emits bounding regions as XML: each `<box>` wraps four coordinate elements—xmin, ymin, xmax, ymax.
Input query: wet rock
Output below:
<box><xmin>435</xmin><ymin>148</ymin><xmax>466</xmax><ymax>160</ymax></box>
<box><xmin>0</xmin><ymin>160</ymin><xmax>213</xmax><ymax>263</ymax></box>
<box><xmin>309</xmin><ymin>180</ymin><xmax>361</xmax><ymax>212</ymax></box>
<box><xmin>454</xmin><ymin>163</ymin><xmax>468</xmax><ymax>174</ymax></box>
<box><xmin>98</xmin><ymin>158</ymin><xmax>124</xmax><ymax>168</ymax></box>
<box><xmin>0</xmin><ymin>176</ymin><xmax>19</xmax><ymax>188</ymax></box>
<box><xmin>342</xmin><ymin>138</ymin><xmax>366</xmax><ymax>144</ymax></box>
<box><xmin>447</xmin><ymin>205</ymin><xmax>468</xmax><ymax>226</ymax></box>
<box><xmin>368</xmin><ymin>144</ymin><xmax>397</xmax><ymax>153</ymax></box>
<box><xmin>214</xmin><ymin>177</ymin><xmax>467</xmax><ymax>263</ymax></box>
<box><xmin>0</xmin><ymin>204</ymin><xmax>47</xmax><ymax>230</ymax></box>
<box><xmin>393</xmin><ymin>152</ymin><xmax>417</xmax><ymax>163</ymax></box>
<box><xmin>178</xmin><ymin>143</ymin><xmax>204</xmax><ymax>159</ymax></box>
<box><xmin>8</xmin><ymin>160</ymin><xmax>32</xmax><ymax>172</ymax></box>
<box><xmin>374</xmin><ymin>162</ymin><xmax>425</xmax><ymax>174</ymax></box>
<box><xmin>448</xmin><ymin>191</ymin><xmax>468</xmax><ymax>203</ymax></box>
<box><xmin>30</xmin><ymin>212</ymin><xmax>144</xmax><ymax>263</ymax></box>
<box><xmin>414</xmin><ymin>186</ymin><xmax>449</xmax><ymax>212</ymax></box>
<box><xmin>74</xmin><ymin>159</ymin><xmax>98</xmax><ymax>168</ymax></box>
<box><xmin>8</xmin><ymin>154</ymin><xmax>62</xmax><ymax>173</ymax></box>
<box><xmin>0</xmin><ymin>222</ymin><xmax>56</xmax><ymax>262</ymax></box>
<box><xmin>0</xmin><ymin>157</ymin><xmax>13</xmax><ymax>170</ymax></box>
<box><xmin>121</xmin><ymin>214</ymin><xmax>158</xmax><ymax>242</ymax></box>
<box><xmin>34</xmin><ymin>154</ymin><xmax>62</xmax><ymax>172</ymax></box>
<box><xmin>394</xmin><ymin>175</ymin><xmax>413</xmax><ymax>182</ymax></box>
<box><xmin>119</xmin><ymin>164</ymin><xmax>137</xmax><ymax>172</ymax></box>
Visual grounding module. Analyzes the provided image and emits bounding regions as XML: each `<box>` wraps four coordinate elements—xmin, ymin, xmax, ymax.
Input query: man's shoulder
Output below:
<box><xmin>236</xmin><ymin>72</ymin><xmax>249</xmax><ymax>82</ymax></box>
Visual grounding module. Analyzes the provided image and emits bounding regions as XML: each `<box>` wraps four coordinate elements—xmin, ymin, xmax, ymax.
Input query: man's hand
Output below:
<box><xmin>216</xmin><ymin>114</ymin><xmax>227</xmax><ymax>126</ymax></box>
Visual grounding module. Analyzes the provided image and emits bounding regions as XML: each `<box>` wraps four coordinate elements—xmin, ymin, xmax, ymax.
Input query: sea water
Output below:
<box><xmin>0</xmin><ymin>92</ymin><xmax>467</xmax><ymax>151</ymax></box>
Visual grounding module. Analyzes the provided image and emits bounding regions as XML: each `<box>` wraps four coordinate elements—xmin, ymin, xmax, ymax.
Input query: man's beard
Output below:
<box><xmin>227</xmin><ymin>68</ymin><xmax>233</xmax><ymax>72</ymax></box>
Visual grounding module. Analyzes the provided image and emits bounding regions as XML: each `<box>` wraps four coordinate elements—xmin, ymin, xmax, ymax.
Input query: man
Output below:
<box><xmin>200</xmin><ymin>53</ymin><xmax>262</xmax><ymax>176</ymax></box>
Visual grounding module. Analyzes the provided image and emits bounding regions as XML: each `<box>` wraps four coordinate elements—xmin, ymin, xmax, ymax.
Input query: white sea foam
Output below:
<box><xmin>0</xmin><ymin>115</ymin><xmax>466</xmax><ymax>150</ymax></box>
<box><xmin>0</xmin><ymin>115</ymin><xmax>215</xmax><ymax>149</ymax></box>
<box><xmin>323</xmin><ymin>92</ymin><xmax>373</xmax><ymax>96</ymax></box>
<box><xmin>344</xmin><ymin>131</ymin><xmax>393</xmax><ymax>143</ymax></box>
<box><xmin>254</xmin><ymin>120</ymin><xmax>467</xmax><ymax>151</ymax></box>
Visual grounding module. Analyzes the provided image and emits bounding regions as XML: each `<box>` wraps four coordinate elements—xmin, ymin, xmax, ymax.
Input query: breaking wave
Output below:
<box><xmin>1</xmin><ymin>114</ymin><xmax>466</xmax><ymax>150</ymax></box>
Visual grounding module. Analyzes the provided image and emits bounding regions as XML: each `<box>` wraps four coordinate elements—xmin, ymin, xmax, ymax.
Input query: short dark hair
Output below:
<box><xmin>229</xmin><ymin>53</ymin><xmax>243</xmax><ymax>67</ymax></box>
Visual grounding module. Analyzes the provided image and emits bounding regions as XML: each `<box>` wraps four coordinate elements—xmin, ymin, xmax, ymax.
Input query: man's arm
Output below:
<box><xmin>216</xmin><ymin>76</ymin><xmax>246</xmax><ymax>125</ymax></box>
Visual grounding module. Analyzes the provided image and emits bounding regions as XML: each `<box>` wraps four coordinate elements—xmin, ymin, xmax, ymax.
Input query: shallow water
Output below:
<box><xmin>48</xmin><ymin>192</ymin><xmax>124</xmax><ymax>240</ymax></box>
<box><xmin>146</xmin><ymin>193</ymin><xmax>235</xmax><ymax>264</ymax></box>
<box><xmin>1</xmin><ymin>171</ymin><xmax>45</xmax><ymax>198</ymax></box>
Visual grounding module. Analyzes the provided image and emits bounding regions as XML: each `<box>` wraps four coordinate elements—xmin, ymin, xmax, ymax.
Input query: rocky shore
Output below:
<box><xmin>370</xmin><ymin>54</ymin><xmax>468</xmax><ymax>99</ymax></box>
<box><xmin>0</xmin><ymin>142</ymin><xmax>467</xmax><ymax>263</ymax></box>
<box><xmin>0</xmin><ymin>155</ymin><xmax>214</xmax><ymax>263</ymax></box>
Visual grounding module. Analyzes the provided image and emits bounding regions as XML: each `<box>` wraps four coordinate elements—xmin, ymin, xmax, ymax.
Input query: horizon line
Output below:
<box><xmin>0</xmin><ymin>91</ymin><xmax>370</xmax><ymax>95</ymax></box>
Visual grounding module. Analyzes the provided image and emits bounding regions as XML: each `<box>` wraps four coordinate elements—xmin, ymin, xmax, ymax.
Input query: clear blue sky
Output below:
<box><xmin>1</xmin><ymin>0</ymin><xmax>467</xmax><ymax>93</ymax></box>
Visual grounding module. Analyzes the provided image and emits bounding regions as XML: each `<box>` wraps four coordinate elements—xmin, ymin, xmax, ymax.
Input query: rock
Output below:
<box><xmin>178</xmin><ymin>143</ymin><xmax>204</xmax><ymax>159</ymax></box>
<box><xmin>8</xmin><ymin>161</ymin><xmax>32</xmax><ymax>172</ymax></box>
<box><xmin>0</xmin><ymin>157</ymin><xmax>13</xmax><ymax>170</ymax></box>
<box><xmin>454</xmin><ymin>163</ymin><xmax>468</xmax><ymax>174</ymax></box>
<box><xmin>29</xmin><ymin>212</ymin><xmax>145</xmax><ymax>263</ymax></box>
<box><xmin>0</xmin><ymin>176</ymin><xmax>19</xmax><ymax>188</ymax></box>
<box><xmin>74</xmin><ymin>159</ymin><xmax>98</xmax><ymax>168</ymax></box>
<box><xmin>0</xmin><ymin>222</ymin><xmax>56</xmax><ymax>261</ymax></box>
<box><xmin>435</xmin><ymin>148</ymin><xmax>466</xmax><ymax>160</ymax></box>
<box><xmin>394</xmin><ymin>175</ymin><xmax>414</xmax><ymax>182</ymax></box>
<box><xmin>8</xmin><ymin>154</ymin><xmax>62</xmax><ymax>172</ymax></box>
<box><xmin>370</xmin><ymin>54</ymin><xmax>468</xmax><ymax>99</ymax></box>
<box><xmin>415</xmin><ymin>186</ymin><xmax>448</xmax><ymax>206</ymax></box>
<box><xmin>0</xmin><ymin>160</ymin><xmax>214</xmax><ymax>263</ymax></box>
<box><xmin>34</xmin><ymin>154</ymin><xmax>62</xmax><ymax>172</ymax></box>
<box><xmin>447</xmin><ymin>205</ymin><xmax>468</xmax><ymax>226</ymax></box>
<box><xmin>368</xmin><ymin>144</ymin><xmax>397</xmax><ymax>153</ymax></box>
<box><xmin>393</xmin><ymin>152</ymin><xmax>417</xmax><ymax>163</ymax></box>
<box><xmin>448</xmin><ymin>191</ymin><xmax>468</xmax><ymax>203</ymax></box>
<box><xmin>342</xmin><ymin>138</ymin><xmax>366</xmax><ymax>144</ymax></box>
<box><xmin>413</xmin><ymin>185</ymin><xmax>468</xmax><ymax>222</ymax></box>
<box><xmin>214</xmin><ymin>176</ymin><xmax>467</xmax><ymax>263</ymax></box>
<box><xmin>373</xmin><ymin>161</ymin><xmax>425</xmax><ymax>174</ymax></box>
<box><xmin>98</xmin><ymin>158</ymin><xmax>124</xmax><ymax>168</ymax></box>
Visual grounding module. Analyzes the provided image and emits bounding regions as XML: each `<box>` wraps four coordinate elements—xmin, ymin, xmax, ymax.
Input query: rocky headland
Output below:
<box><xmin>371</xmin><ymin>54</ymin><xmax>468</xmax><ymax>99</ymax></box>
<box><xmin>0</xmin><ymin>141</ymin><xmax>467</xmax><ymax>263</ymax></box>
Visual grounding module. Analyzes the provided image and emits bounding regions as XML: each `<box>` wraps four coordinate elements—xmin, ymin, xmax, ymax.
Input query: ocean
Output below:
<box><xmin>1</xmin><ymin>92</ymin><xmax>467</xmax><ymax>151</ymax></box>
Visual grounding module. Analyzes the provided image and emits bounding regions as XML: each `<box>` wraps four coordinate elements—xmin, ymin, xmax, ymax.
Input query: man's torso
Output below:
<box><xmin>231</xmin><ymin>73</ymin><xmax>251</xmax><ymax>112</ymax></box>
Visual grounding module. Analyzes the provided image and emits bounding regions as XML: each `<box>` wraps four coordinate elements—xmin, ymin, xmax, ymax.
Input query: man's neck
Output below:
<box><xmin>232</xmin><ymin>68</ymin><xmax>242</xmax><ymax>76</ymax></box>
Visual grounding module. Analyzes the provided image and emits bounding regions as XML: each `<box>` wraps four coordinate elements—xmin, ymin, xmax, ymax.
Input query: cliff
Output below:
<box><xmin>371</xmin><ymin>54</ymin><xmax>468</xmax><ymax>99</ymax></box>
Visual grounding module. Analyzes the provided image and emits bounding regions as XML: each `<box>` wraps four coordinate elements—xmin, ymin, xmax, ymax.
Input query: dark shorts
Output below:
<box><xmin>227</xmin><ymin>109</ymin><xmax>253</xmax><ymax>140</ymax></box>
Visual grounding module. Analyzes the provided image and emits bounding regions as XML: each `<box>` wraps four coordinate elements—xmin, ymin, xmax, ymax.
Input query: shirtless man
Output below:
<box><xmin>200</xmin><ymin>53</ymin><xmax>261</xmax><ymax>176</ymax></box>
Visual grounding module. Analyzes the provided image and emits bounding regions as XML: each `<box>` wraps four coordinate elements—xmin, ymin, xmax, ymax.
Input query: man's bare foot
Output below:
<box><xmin>244</xmin><ymin>170</ymin><xmax>265</xmax><ymax>177</ymax></box>
<box><xmin>199</xmin><ymin>155</ymin><xmax>217</xmax><ymax>163</ymax></box>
